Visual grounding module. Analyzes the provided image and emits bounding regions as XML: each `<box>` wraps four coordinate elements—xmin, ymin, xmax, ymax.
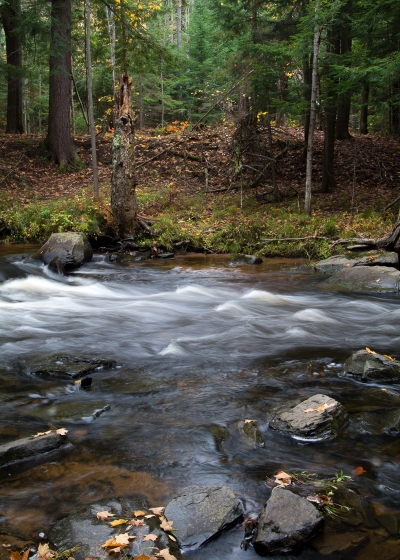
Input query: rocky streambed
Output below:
<box><xmin>1</xmin><ymin>242</ymin><xmax>400</xmax><ymax>560</ymax></box>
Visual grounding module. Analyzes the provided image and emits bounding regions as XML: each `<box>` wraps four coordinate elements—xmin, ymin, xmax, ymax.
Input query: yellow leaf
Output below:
<box><xmin>158</xmin><ymin>549</ymin><xmax>177</xmax><ymax>560</ymax></box>
<box><xmin>101</xmin><ymin>539</ymin><xmax>119</xmax><ymax>548</ymax></box>
<box><xmin>159</xmin><ymin>517</ymin><xmax>174</xmax><ymax>532</ymax></box>
<box><xmin>134</xmin><ymin>510</ymin><xmax>146</xmax><ymax>517</ymax></box>
<box><xmin>384</xmin><ymin>354</ymin><xmax>395</xmax><ymax>361</ymax></box>
<box><xmin>56</xmin><ymin>428</ymin><xmax>68</xmax><ymax>436</ymax></box>
<box><xmin>366</xmin><ymin>347</ymin><xmax>376</xmax><ymax>354</ymax></box>
<box><xmin>142</xmin><ymin>534</ymin><xmax>158</xmax><ymax>542</ymax></box>
<box><xmin>316</xmin><ymin>403</ymin><xmax>335</xmax><ymax>413</ymax></box>
<box><xmin>96</xmin><ymin>511</ymin><xmax>115</xmax><ymax>520</ymax></box>
<box><xmin>274</xmin><ymin>471</ymin><xmax>291</xmax><ymax>486</ymax></box>
<box><xmin>33</xmin><ymin>430</ymin><xmax>52</xmax><ymax>438</ymax></box>
<box><xmin>109</xmin><ymin>519</ymin><xmax>127</xmax><ymax>527</ymax></box>
<box><xmin>149</xmin><ymin>507</ymin><xmax>165</xmax><ymax>516</ymax></box>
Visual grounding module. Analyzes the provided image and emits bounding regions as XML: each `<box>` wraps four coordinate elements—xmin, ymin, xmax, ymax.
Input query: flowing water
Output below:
<box><xmin>1</xmin><ymin>248</ymin><xmax>400</xmax><ymax>559</ymax></box>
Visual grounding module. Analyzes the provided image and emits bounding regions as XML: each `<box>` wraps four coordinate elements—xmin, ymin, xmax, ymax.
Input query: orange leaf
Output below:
<box><xmin>354</xmin><ymin>466</ymin><xmax>366</xmax><ymax>475</ymax></box>
<box><xmin>134</xmin><ymin>510</ymin><xmax>146</xmax><ymax>517</ymax></box>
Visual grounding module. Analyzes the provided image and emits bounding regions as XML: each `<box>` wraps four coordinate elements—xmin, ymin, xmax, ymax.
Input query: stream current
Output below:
<box><xmin>1</xmin><ymin>248</ymin><xmax>400</xmax><ymax>559</ymax></box>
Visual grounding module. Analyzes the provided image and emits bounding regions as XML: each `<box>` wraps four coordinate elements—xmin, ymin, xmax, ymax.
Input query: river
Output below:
<box><xmin>0</xmin><ymin>248</ymin><xmax>399</xmax><ymax>559</ymax></box>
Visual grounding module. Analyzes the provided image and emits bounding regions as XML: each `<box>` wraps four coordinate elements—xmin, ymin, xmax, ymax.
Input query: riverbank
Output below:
<box><xmin>0</xmin><ymin>127</ymin><xmax>398</xmax><ymax>258</ymax></box>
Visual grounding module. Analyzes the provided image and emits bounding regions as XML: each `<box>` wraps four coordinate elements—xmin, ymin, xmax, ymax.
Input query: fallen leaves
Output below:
<box><xmin>134</xmin><ymin>510</ymin><xmax>146</xmax><ymax>517</ymax></box>
<box><xmin>274</xmin><ymin>471</ymin><xmax>292</xmax><ymax>487</ymax></box>
<box><xmin>101</xmin><ymin>533</ymin><xmax>135</xmax><ymax>549</ymax></box>
<box><xmin>157</xmin><ymin>550</ymin><xmax>177</xmax><ymax>560</ymax></box>
<box><xmin>142</xmin><ymin>534</ymin><xmax>158</xmax><ymax>542</ymax></box>
<box><xmin>109</xmin><ymin>519</ymin><xmax>127</xmax><ymax>527</ymax></box>
<box><xmin>127</xmin><ymin>519</ymin><xmax>145</xmax><ymax>526</ymax></box>
<box><xmin>353</xmin><ymin>466</ymin><xmax>366</xmax><ymax>475</ymax></box>
<box><xmin>159</xmin><ymin>517</ymin><xmax>174</xmax><ymax>532</ymax></box>
<box><xmin>149</xmin><ymin>507</ymin><xmax>165</xmax><ymax>516</ymax></box>
<box><xmin>96</xmin><ymin>510</ymin><xmax>115</xmax><ymax>520</ymax></box>
<box><xmin>366</xmin><ymin>347</ymin><xmax>376</xmax><ymax>355</ymax></box>
<box><xmin>32</xmin><ymin>428</ymin><xmax>68</xmax><ymax>438</ymax></box>
<box><xmin>303</xmin><ymin>402</ymin><xmax>335</xmax><ymax>414</ymax></box>
<box><xmin>10</xmin><ymin>550</ymin><xmax>29</xmax><ymax>560</ymax></box>
<box><xmin>37</xmin><ymin>544</ymin><xmax>57</xmax><ymax>559</ymax></box>
<box><xmin>306</xmin><ymin>494</ymin><xmax>333</xmax><ymax>507</ymax></box>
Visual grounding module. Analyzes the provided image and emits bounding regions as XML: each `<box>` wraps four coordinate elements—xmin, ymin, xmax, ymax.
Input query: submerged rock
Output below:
<box><xmin>35</xmin><ymin>232</ymin><xmax>93</xmax><ymax>270</ymax></box>
<box><xmin>238</xmin><ymin>419</ymin><xmax>265</xmax><ymax>448</ymax></box>
<box><xmin>24</xmin><ymin>354</ymin><xmax>117</xmax><ymax>379</ymax></box>
<box><xmin>352</xmin><ymin>409</ymin><xmax>400</xmax><ymax>436</ymax></box>
<box><xmin>164</xmin><ymin>485</ymin><xmax>244</xmax><ymax>550</ymax></box>
<box><xmin>310</xmin><ymin>530</ymin><xmax>369</xmax><ymax>557</ymax></box>
<box><xmin>0</xmin><ymin>430</ymin><xmax>69</xmax><ymax>468</ymax></box>
<box><xmin>49</xmin><ymin>497</ymin><xmax>184</xmax><ymax>560</ymax></box>
<box><xmin>343</xmin><ymin>349</ymin><xmax>400</xmax><ymax>383</ymax></box>
<box><xmin>269</xmin><ymin>394</ymin><xmax>348</xmax><ymax>441</ymax></box>
<box><xmin>322</xmin><ymin>265</ymin><xmax>400</xmax><ymax>293</ymax></box>
<box><xmin>253</xmin><ymin>487</ymin><xmax>324</xmax><ymax>555</ymax></box>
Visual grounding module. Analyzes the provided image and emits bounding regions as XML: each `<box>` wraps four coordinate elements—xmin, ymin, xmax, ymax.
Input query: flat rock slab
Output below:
<box><xmin>253</xmin><ymin>487</ymin><xmax>324</xmax><ymax>555</ymax></box>
<box><xmin>164</xmin><ymin>485</ymin><xmax>244</xmax><ymax>550</ymax></box>
<box><xmin>269</xmin><ymin>394</ymin><xmax>348</xmax><ymax>441</ymax></box>
<box><xmin>35</xmin><ymin>232</ymin><xmax>93</xmax><ymax>269</ymax></box>
<box><xmin>343</xmin><ymin>349</ymin><xmax>400</xmax><ymax>383</ymax></box>
<box><xmin>49</xmin><ymin>498</ymin><xmax>184</xmax><ymax>560</ymax></box>
<box><xmin>0</xmin><ymin>431</ymin><xmax>69</xmax><ymax>468</ymax></box>
<box><xmin>25</xmin><ymin>354</ymin><xmax>117</xmax><ymax>378</ymax></box>
<box><xmin>322</xmin><ymin>265</ymin><xmax>400</xmax><ymax>293</ymax></box>
<box><xmin>314</xmin><ymin>252</ymin><xmax>398</xmax><ymax>277</ymax></box>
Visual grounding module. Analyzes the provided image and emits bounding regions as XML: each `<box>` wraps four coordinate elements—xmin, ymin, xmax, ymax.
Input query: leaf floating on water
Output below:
<box><xmin>354</xmin><ymin>466</ymin><xmax>366</xmax><ymax>475</ymax></box>
<box><xmin>149</xmin><ymin>507</ymin><xmax>165</xmax><ymax>516</ymax></box>
<box><xmin>10</xmin><ymin>550</ymin><xmax>30</xmax><ymax>560</ymax></box>
<box><xmin>274</xmin><ymin>471</ymin><xmax>291</xmax><ymax>486</ymax></box>
<box><xmin>134</xmin><ymin>510</ymin><xmax>146</xmax><ymax>517</ymax></box>
<box><xmin>109</xmin><ymin>519</ymin><xmax>127</xmax><ymax>527</ymax></box>
<box><xmin>143</xmin><ymin>534</ymin><xmax>158</xmax><ymax>542</ymax></box>
<box><xmin>97</xmin><ymin>511</ymin><xmax>115</xmax><ymax>520</ymax></box>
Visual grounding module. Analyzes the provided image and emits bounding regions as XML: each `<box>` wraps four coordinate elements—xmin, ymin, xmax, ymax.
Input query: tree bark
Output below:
<box><xmin>1</xmin><ymin>0</ymin><xmax>23</xmax><ymax>134</ymax></box>
<box><xmin>47</xmin><ymin>0</ymin><xmax>77</xmax><ymax>170</ymax></box>
<box><xmin>85</xmin><ymin>0</ymin><xmax>99</xmax><ymax>196</ymax></box>
<box><xmin>305</xmin><ymin>5</ymin><xmax>321</xmax><ymax>215</ymax></box>
<box><xmin>336</xmin><ymin>36</ymin><xmax>352</xmax><ymax>140</ymax></box>
<box><xmin>111</xmin><ymin>73</ymin><xmax>139</xmax><ymax>238</ymax></box>
<box><xmin>360</xmin><ymin>81</ymin><xmax>369</xmax><ymax>134</ymax></box>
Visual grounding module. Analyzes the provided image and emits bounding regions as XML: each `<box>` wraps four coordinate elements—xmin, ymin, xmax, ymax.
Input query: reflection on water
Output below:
<box><xmin>0</xmin><ymin>251</ymin><xmax>400</xmax><ymax>559</ymax></box>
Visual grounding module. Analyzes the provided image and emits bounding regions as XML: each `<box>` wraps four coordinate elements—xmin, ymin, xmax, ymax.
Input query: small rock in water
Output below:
<box><xmin>343</xmin><ymin>349</ymin><xmax>400</xmax><ymax>383</ymax></box>
<box><xmin>269</xmin><ymin>394</ymin><xmax>348</xmax><ymax>441</ymax></box>
<box><xmin>164</xmin><ymin>485</ymin><xmax>244</xmax><ymax>550</ymax></box>
<box><xmin>253</xmin><ymin>487</ymin><xmax>324</xmax><ymax>555</ymax></box>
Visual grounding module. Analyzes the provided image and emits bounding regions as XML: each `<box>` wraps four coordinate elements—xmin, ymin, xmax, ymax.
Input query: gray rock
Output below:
<box><xmin>238</xmin><ymin>419</ymin><xmax>265</xmax><ymax>448</ymax></box>
<box><xmin>253</xmin><ymin>487</ymin><xmax>324</xmax><ymax>555</ymax></box>
<box><xmin>49</xmin><ymin>497</ymin><xmax>184</xmax><ymax>560</ymax></box>
<box><xmin>25</xmin><ymin>354</ymin><xmax>117</xmax><ymax>379</ymax></box>
<box><xmin>269</xmin><ymin>394</ymin><xmax>348</xmax><ymax>441</ymax></box>
<box><xmin>352</xmin><ymin>409</ymin><xmax>400</xmax><ymax>436</ymax></box>
<box><xmin>164</xmin><ymin>485</ymin><xmax>244</xmax><ymax>550</ymax></box>
<box><xmin>35</xmin><ymin>232</ymin><xmax>93</xmax><ymax>269</ymax></box>
<box><xmin>0</xmin><ymin>430</ymin><xmax>69</xmax><ymax>468</ymax></box>
<box><xmin>314</xmin><ymin>256</ymin><xmax>356</xmax><ymax>275</ymax></box>
<box><xmin>314</xmin><ymin>252</ymin><xmax>398</xmax><ymax>277</ymax></box>
<box><xmin>322</xmin><ymin>265</ymin><xmax>400</xmax><ymax>293</ymax></box>
<box><xmin>343</xmin><ymin>349</ymin><xmax>400</xmax><ymax>383</ymax></box>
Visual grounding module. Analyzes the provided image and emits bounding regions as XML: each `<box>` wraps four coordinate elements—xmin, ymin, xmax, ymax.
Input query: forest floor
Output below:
<box><xmin>0</xmin><ymin>125</ymin><xmax>399</xmax><ymax>257</ymax></box>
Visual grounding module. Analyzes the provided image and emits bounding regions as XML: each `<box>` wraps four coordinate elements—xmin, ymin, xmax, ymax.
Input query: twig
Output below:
<box><xmin>263</xmin><ymin>236</ymin><xmax>330</xmax><ymax>243</ymax></box>
<box><xmin>385</xmin><ymin>195</ymin><xmax>400</xmax><ymax>210</ymax></box>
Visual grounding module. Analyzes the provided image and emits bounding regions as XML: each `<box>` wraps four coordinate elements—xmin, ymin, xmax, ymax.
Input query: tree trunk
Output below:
<box><xmin>176</xmin><ymin>0</ymin><xmax>182</xmax><ymax>52</ymax></box>
<box><xmin>360</xmin><ymin>81</ymin><xmax>369</xmax><ymax>134</ymax></box>
<box><xmin>305</xmin><ymin>5</ymin><xmax>321</xmax><ymax>215</ymax></box>
<box><xmin>47</xmin><ymin>0</ymin><xmax>77</xmax><ymax>170</ymax></box>
<box><xmin>336</xmin><ymin>36</ymin><xmax>352</xmax><ymax>140</ymax></box>
<box><xmin>302</xmin><ymin>53</ymin><xmax>312</xmax><ymax>161</ymax></box>
<box><xmin>390</xmin><ymin>80</ymin><xmax>400</xmax><ymax>135</ymax></box>
<box><xmin>111</xmin><ymin>73</ymin><xmax>139</xmax><ymax>238</ymax></box>
<box><xmin>1</xmin><ymin>0</ymin><xmax>23</xmax><ymax>134</ymax></box>
<box><xmin>85</xmin><ymin>0</ymin><xmax>99</xmax><ymax>196</ymax></box>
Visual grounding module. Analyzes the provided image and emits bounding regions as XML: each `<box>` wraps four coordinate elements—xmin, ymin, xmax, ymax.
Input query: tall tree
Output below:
<box><xmin>85</xmin><ymin>0</ymin><xmax>99</xmax><ymax>195</ymax></box>
<box><xmin>47</xmin><ymin>0</ymin><xmax>77</xmax><ymax>170</ymax></box>
<box><xmin>1</xmin><ymin>0</ymin><xmax>23</xmax><ymax>133</ymax></box>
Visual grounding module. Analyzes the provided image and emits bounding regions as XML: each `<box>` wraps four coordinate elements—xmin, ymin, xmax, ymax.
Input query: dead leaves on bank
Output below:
<box><xmin>32</xmin><ymin>428</ymin><xmax>68</xmax><ymax>438</ymax></box>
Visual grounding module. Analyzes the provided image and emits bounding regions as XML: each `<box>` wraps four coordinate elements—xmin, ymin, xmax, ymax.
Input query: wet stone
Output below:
<box><xmin>49</xmin><ymin>497</ymin><xmax>184</xmax><ymax>560</ymax></box>
<box><xmin>24</xmin><ymin>354</ymin><xmax>117</xmax><ymax>379</ymax></box>
<box><xmin>0</xmin><ymin>430</ymin><xmax>69</xmax><ymax>468</ymax></box>
<box><xmin>164</xmin><ymin>485</ymin><xmax>244</xmax><ymax>550</ymax></box>
<box><xmin>343</xmin><ymin>349</ymin><xmax>400</xmax><ymax>383</ymax></box>
<box><xmin>269</xmin><ymin>394</ymin><xmax>348</xmax><ymax>441</ymax></box>
<box><xmin>322</xmin><ymin>265</ymin><xmax>400</xmax><ymax>293</ymax></box>
<box><xmin>35</xmin><ymin>232</ymin><xmax>93</xmax><ymax>270</ymax></box>
<box><xmin>377</xmin><ymin>513</ymin><xmax>400</xmax><ymax>535</ymax></box>
<box><xmin>351</xmin><ymin>409</ymin><xmax>400</xmax><ymax>437</ymax></box>
<box><xmin>253</xmin><ymin>487</ymin><xmax>324</xmax><ymax>555</ymax></box>
<box><xmin>238</xmin><ymin>419</ymin><xmax>265</xmax><ymax>448</ymax></box>
<box><xmin>332</xmin><ymin>487</ymin><xmax>377</xmax><ymax>528</ymax></box>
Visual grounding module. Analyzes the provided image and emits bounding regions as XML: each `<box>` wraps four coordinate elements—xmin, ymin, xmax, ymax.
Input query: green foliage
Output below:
<box><xmin>0</xmin><ymin>190</ymin><xmax>108</xmax><ymax>242</ymax></box>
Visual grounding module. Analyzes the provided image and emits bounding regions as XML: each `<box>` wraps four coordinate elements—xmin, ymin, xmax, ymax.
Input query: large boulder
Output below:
<box><xmin>35</xmin><ymin>232</ymin><xmax>93</xmax><ymax>270</ymax></box>
<box><xmin>314</xmin><ymin>252</ymin><xmax>398</xmax><ymax>276</ymax></box>
<box><xmin>322</xmin><ymin>265</ymin><xmax>400</xmax><ymax>293</ymax></box>
<box><xmin>343</xmin><ymin>349</ymin><xmax>400</xmax><ymax>383</ymax></box>
<box><xmin>163</xmin><ymin>485</ymin><xmax>244</xmax><ymax>550</ymax></box>
<box><xmin>269</xmin><ymin>394</ymin><xmax>348</xmax><ymax>441</ymax></box>
<box><xmin>253</xmin><ymin>487</ymin><xmax>324</xmax><ymax>555</ymax></box>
